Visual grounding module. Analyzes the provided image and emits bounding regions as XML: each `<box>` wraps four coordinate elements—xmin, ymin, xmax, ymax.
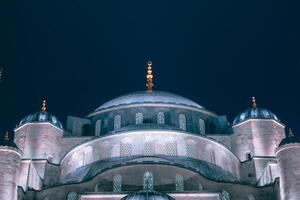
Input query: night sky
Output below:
<box><xmin>0</xmin><ymin>1</ymin><xmax>299</xmax><ymax>137</ymax></box>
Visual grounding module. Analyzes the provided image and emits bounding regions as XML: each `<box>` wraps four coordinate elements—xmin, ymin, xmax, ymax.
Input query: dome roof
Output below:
<box><xmin>233</xmin><ymin>107</ymin><xmax>279</xmax><ymax>125</ymax></box>
<box><xmin>95</xmin><ymin>91</ymin><xmax>204</xmax><ymax>111</ymax></box>
<box><xmin>121</xmin><ymin>190</ymin><xmax>175</xmax><ymax>200</ymax></box>
<box><xmin>19</xmin><ymin>111</ymin><xmax>63</xmax><ymax>129</ymax></box>
<box><xmin>279</xmin><ymin>129</ymin><xmax>300</xmax><ymax>147</ymax></box>
<box><xmin>0</xmin><ymin>132</ymin><xmax>18</xmax><ymax>148</ymax></box>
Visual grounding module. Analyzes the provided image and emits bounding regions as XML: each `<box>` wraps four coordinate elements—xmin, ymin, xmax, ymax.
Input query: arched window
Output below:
<box><xmin>82</xmin><ymin>124</ymin><xmax>92</xmax><ymax>136</ymax></box>
<box><xmin>186</xmin><ymin>140</ymin><xmax>196</xmax><ymax>158</ymax></box>
<box><xmin>143</xmin><ymin>171</ymin><xmax>154</xmax><ymax>190</ymax></box>
<box><xmin>199</xmin><ymin>119</ymin><xmax>205</xmax><ymax>134</ymax></box>
<box><xmin>66</xmin><ymin>192</ymin><xmax>78</xmax><ymax>200</ymax></box>
<box><xmin>135</xmin><ymin>113</ymin><xmax>143</xmax><ymax>124</ymax></box>
<box><xmin>157</xmin><ymin>112</ymin><xmax>165</xmax><ymax>125</ymax></box>
<box><xmin>221</xmin><ymin>190</ymin><xmax>231</xmax><ymax>200</ymax></box>
<box><xmin>175</xmin><ymin>175</ymin><xmax>184</xmax><ymax>191</ymax></box>
<box><xmin>114</xmin><ymin>115</ymin><xmax>121</xmax><ymax>130</ymax></box>
<box><xmin>120</xmin><ymin>139</ymin><xmax>132</xmax><ymax>157</ymax></box>
<box><xmin>179</xmin><ymin>114</ymin><xmax>186</xmax><ymax>131</ymax></box>
<box><xmin>113</xmin><ymin>174</ymin><xmax>122</xmax><ymax>192</ymax></box>
<box><xmin>166</xmin><ymin>139</ymin><xmax>177</xmax><ymax>156</ymax></box>
<box><xmin>95</xmin><ymin>120</ymin><xmax>101</xmax><ymax>136</ymax></box>
<box><xmin>144</xmin><ymin>139</ymin><xmax>155</xmax><ymax>156</ymax></box>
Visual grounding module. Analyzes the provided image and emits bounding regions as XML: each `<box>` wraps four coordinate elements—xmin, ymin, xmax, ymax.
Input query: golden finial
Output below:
<box><xmin>3</xmin><ymin>131</ymin><xmax>9</xmax><ymax>141</ymax></box>
<box><xmin>41</xmin><ymin>100</ymin><xmax>46</xmax><ymax>112</ymax></box>
<box><xmin>146</xmin><ymin>60</ymin><xmax>153</xmax><ymax>92</ymax></box>
<box><xmin>288</xmin><ymin>128</ymin><xmax>294</xmax><ymax>137</ymax></box>
<box><xmin>252</xmin><ymin>97</ymin><xmax>257</xmax><ymax>109</ymax></box>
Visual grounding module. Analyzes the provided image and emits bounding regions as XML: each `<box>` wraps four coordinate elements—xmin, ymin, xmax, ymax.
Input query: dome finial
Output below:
<box><xmin>3</xmin><ymin>131</ymin><xmax>9</xmax><ymax>141</ymax></box>
<box><xmin>41</xmin><ymin>100</ymin><xmax>46</xmax><ymax>112</ymax></box>
<box><xmin>146</xmin><ymin>61</ymin><xmax>153</xmax><ymax>92</ymax></box>
<box><xmin>288</xmin><ymin>128</ymin><xmax>294</xmax><ymax>137</ymax></box>
<box><xmin>252</xmin><ymin>97</ymin><xmax>257</xmax><ymax>109</ymax></box>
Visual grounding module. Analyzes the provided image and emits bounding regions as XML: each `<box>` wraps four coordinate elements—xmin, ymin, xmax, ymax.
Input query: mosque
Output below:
<box><xmin>0</xmin><ymin>62</ymin><xmax>299</xmax><ymax>200</ymax></box>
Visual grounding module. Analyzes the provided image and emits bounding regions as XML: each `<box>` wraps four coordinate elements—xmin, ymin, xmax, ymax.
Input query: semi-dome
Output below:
<box><xmin>121</xmin><ymin>190</ymin><xmax>175</xmax><ymax>200</ymax></box>
<box><xmin>18</xmin><ymin>100</ymin><xmax>63</xmax><ymax>129</ymax></box>
<box><xmin>279</xmin><ymin>129</ymin><xmax>300</xmax><ymax>147</ymax></box>
<box><xmin>95</xmin><ymin>91</ymin><xmax>204</xmax><ymax>111</ymax></box>
<box><xmin>233</xmin><ymin>97</ymin><xmax>279</xmax><ymax>125</ymax></box>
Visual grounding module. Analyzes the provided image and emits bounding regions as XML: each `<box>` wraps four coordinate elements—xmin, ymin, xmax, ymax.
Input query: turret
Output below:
<box><xmin>276</xmin><ymin>129</ymin><xmax>300</xmax><ymax>200</ymax></box>
<box><xmin>0</xmin><ymin>131</ymin><xmax>22</xmax><ymax>200</ymax></box>
<box><xmin>14</xmin><ymin>100</ymin><xmax>63</xmax><ymax>164</ymax></box>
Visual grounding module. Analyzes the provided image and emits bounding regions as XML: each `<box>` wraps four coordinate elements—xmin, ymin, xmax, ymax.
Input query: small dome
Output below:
<box><xmin>0</xmin><ymin>132</ymin><xmax>18</xmax><ymax>148</ymax></box>
<box><xmin>279</xmin><ymin>129</ymin><xmax>300</xmax><ymax>147</ymax></box>
<box><xmin>19</xmin><ymin>111</ymin><xmax>63</xmax><ymax>129</ymax></box>
<box><xmin>95</xmin><ymin>91</ymin><xmax>204</xmax><ymax>111</ymax></box>
<box><xmin>233</xmin><ymin>107</ymin><xmax>279</xmax><ymax>125</ymax></box>
<box><xmin>121</xmin><ymin>190</ymin><xmax>175</xmax><ymax>200</ymax></box>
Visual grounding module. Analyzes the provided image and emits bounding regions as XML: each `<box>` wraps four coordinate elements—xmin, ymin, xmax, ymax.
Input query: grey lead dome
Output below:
<box><xmin>233</xmin><ymin>107</ymin><xmax>279</xmax><ymax>125</ymax></box>
<box><xmin>19</xmin><ymin>111</ymin><xmax>63</xmax><ymax>129</ymax></box>
<box><xmin>95</xmin><ymin>91</ymin><xmax>204</xmax><ymax>111</ymax></box>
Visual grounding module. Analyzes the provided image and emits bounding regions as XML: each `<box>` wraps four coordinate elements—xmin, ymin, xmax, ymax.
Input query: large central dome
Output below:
<box><xmin>95</xmin><ymin>91</ymin><xmax>204</xmax><ymax>111</ymax></box>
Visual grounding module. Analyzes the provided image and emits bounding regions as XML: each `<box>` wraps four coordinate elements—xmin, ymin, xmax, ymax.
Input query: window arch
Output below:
<box><xmin>221</xmin><ymin>190</ymin><xmax>231</xmax><ymax>200</ymax></box>
<box><xmin>144</xmin><ymin>139</ymin><xmax>155</xmax><ymax>156</ymax></box>
<box><xmin>114</xmin><ymin>115</ymin><xmax>121</xmax><ymax>130</ymax></box>
<box><xmin>179</xmin><ymin>114</ymin><xmax>186</xmax><ymax>131</ymax></box>
<box><xmin>82</xmin><ymin>124</ymin><xmax>92</xmax><ymax>136</ymax></box>
<box><xmin>113</xmin><ymin>174</ymin><xmax>122</xmax><ymax>192</ymax></box>
<box><xmin>66</xmin><ymin>192</ymin><xmax>78</xmax><ymax>200</ymax></box>
<box><xmin>143</xmin><ymin>171</ymin><xmax>154</xmax><ymax>190</ymax></box>
<box><xmin>135</xmin><ymin>113</ymin><xmax>143</xmax><ymax>124</ymax></box>
<box><xmin>199</xmin><ymin>119</ymin><xmax>205</xmax><ymax>134</ymax></box>
<box><xmin>95</xmin><ymin>120</ymin><xmax>101</xmax><ymax>136</ymax></box>
<box><xmin>120</xmin><ymin>139</ymin><xmax>132</xmax><ymax>157</ymax></box>
<box><xmin>157</xmin><ymin>112</ymin><xmax>165</xmax><ymax>125</ymax></box>
<box><xmin>175</xmin><ymin>175</ymin><xmax>184</xmax><ymax>191</ymax></box>
<box><xmin>166</xmin><ymin>139</ymin><xmax>177</xmax><ymax>156</ymax></box>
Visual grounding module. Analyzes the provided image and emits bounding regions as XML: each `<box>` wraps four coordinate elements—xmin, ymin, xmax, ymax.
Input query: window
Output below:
<box><xmin>120</xmin><ymin>140</ymin><xmax>132</xmax><ymax>157</ymax></box>
<box><xmin>135</xmin><ymin>113</ymin><xmax>143</xmax><ymax>124</ymax></box>
<box><xmin>199</xmin><ymin>119</ymin><xmax>205</xmax><ymax>134</ymax></box>
<box><xmin>166</xmin><ymin>139</ymin><xmax>177</xmax><ymax>156</ymax></box>
<box><xmin>114</xmin><ymin>115</ymin><xmax>121</xmax><ymax>130</ymax></box>
<box><xmin>157</xmin><ymin>112</ymin><xmax>165</xmax><ymax>125</ymax></box>
<box><xmin>143</xmin><ymin>171</ymin><xmax>154</xmax><ymax>190</ymax></box>
<box><xmin>66</xmin><ymin>192</ymin><xmax>78</xmax><ymax>200</ymax></box>
<box><xmin>179</xmin><ymin>114</ymin><xmax>186</xmax><ymax>131</ymax></box>
<box><xmin>246</xmin><ymin>152</ymin><xmax>252</xmax><ymax>160</ymax></box>
<box><xmin>113</xmin><ymin>174</ymin><xmax>122</xmax><ymax>192</ymax></box>
<box><xmin>82</xmin><ymin>124</ymin><xmax>92</xmax><ymax>136</ymax></box>
<box><xmin>95</xmin><ymin>120</ymin><xmax>101</xmax><ymax>136</ymax></box>
<box><xmin>221</xmin><ymin>190</ymin><xmax>230</xmax><ymax>200</ymax></box>
<box><xmin>144</xmin><ymin>140</ymin><xmax>155</xmax><ymax>156</ymax></box>
<box><xmin>175</xmin><ymin>175</ymin><xmax>184</xmax><ymax>191</ymax></box>
<box><xmin>186</xmin><ymin>140</ymin><xmax>196</xmax><ymax>158</ymax></box>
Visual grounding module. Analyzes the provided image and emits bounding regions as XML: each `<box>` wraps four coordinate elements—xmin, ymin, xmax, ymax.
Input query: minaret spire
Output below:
<box><xmin>146</xmin><ymin>61</ymin><xmax>153</xmax><ymax>92</ymax></box>
<box><xmin>252</xmin><ymin>97</ymin><xmax>257</xmax><ymax>109</ymax></box>
<box><xmin>41</xmin><ymin>100</ymin><xmax>46</xmax><ymax>112</ymax></box>
<box><xmin>288</xmin><ymin>128</ymin><xmax>294</xmax><ymax>137</ymax></box>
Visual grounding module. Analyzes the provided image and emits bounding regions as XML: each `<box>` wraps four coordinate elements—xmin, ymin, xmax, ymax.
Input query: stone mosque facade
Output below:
<box><xmin>0</xmin><ymin>62</ymin><xmax>300</xmax><ymax>200</ymax></box>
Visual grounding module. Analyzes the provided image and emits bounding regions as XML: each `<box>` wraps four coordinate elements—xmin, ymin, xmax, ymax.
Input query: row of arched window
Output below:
<box><xmin>94</xmin><ymin>113</ymin><xmax>206</xmax><ymax>136</ymax></box>
<box><xmin>112</xmin><ymin>172</ymin><xmax>185</xmax><ymax>192</ymax></box>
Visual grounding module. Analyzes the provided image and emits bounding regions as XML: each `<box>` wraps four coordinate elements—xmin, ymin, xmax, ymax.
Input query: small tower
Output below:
<box><xmin>276</xmin><ymin>129</ymin><xmax>300</xmax><ymax>200</ymax></box>
<box><xmin>0</xmin><ymin>131</ymin><xmax>22</xmax><ymax>200</ymax></box>
<box><xmin>14</xmin><ymin>100</ymin><xmax>63</xmax><ymax>164</ymax></box>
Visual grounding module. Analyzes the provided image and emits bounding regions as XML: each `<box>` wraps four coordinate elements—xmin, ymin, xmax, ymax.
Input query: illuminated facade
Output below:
<box><xmin>0</xmin><ymin>63</ymin><xmax>299</xmax><ymax>200</ymax></box>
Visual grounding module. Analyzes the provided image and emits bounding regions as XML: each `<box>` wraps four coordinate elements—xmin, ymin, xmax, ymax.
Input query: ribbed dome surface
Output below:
<box><xmin>19</xmin><ymin>111</ymin><xmax>63</xmax><ymax>129</ymax></box>
<box><xmin>95</xmin><ymin>91</ymin><xmax>204</xmax><ymax>111</ymax></box>
<box><xmin>121</xmin><ymin>190</ymin><xmax>174</xmax><ymax>200</ymax></box>
<box><xmin>233</xmin><ymin>107</ymin><xmax>279</xmax><ymax>125</ymax></box>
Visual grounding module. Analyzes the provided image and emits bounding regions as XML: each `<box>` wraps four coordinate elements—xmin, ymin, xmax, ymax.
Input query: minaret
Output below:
<box><xmin>276</xmin><ymin>129</ymin><xmax>300</xmax><ymax>200</ymax></box>
<box><xmin>146</xmin><ymin>61</ymin><xmax>153</xmax><ymax>92</ymax></box>
<box><xmin>0</xmin><ymin>131</ymin><xmax>22</xmax><ymax>200</ymax></box>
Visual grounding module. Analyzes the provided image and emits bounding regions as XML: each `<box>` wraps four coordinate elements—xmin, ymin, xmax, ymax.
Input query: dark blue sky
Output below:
<box><xmin>0</xmin><ymin>0</ymin><xmax>299</xmax><ymax>136</ymax></box>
